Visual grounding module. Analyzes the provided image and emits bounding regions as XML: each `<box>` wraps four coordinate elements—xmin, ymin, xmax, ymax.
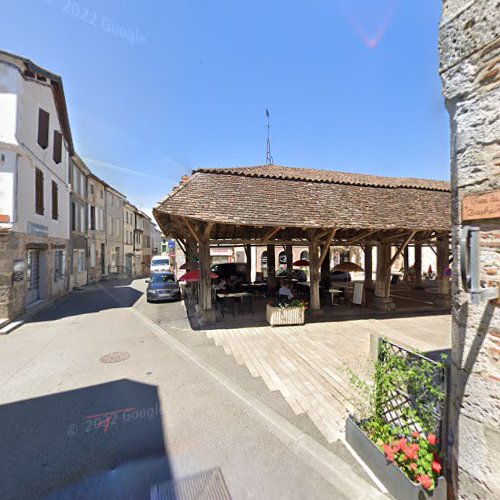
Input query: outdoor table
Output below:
<box><xmin>327</xmin><ymin>288</ymin><xmax>343</xmax><ymax>306</ymax></box>
<box><xmin>216</xmin><ymin>292</ymin><xmax>253</xmax><ymax>299</ymax></box>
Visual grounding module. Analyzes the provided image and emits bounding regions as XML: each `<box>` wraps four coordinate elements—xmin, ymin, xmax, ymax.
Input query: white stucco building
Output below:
<box><xmin>0</xmin><ymin>50</ymin><xmax>72</xmax><ymax>322</ymax></box>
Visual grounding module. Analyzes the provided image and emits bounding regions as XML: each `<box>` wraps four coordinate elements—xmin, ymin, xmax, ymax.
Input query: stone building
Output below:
<box><xmin>104</xmin><ymin>185</ymin><xmax>125</xmax><ymax>277</ymax></box>
<box><xmin>440</xmin><ymin>1</ymin><xmax>500</xmax><ymax>498</ymax></box>
<box><xmin>0</xmin><ymin>50</ymin><xmax>72</xmax><ymax>322</ymax></box>
<box><xmin>68</xmin><ymin>154</ymin><xmax>89</xmax><ymax>289</ymax></box>
<box><xmin>134</xmin><ymin>209</ymin><xmax>146</xmax><ymax>276</ymax></box>
<box><xmin>140</xmin><ymin>211</ymin><xmax>153</xmax><ymax>274</ymax></box>
<box><xmin>86</xmin><ymin>172</ymin><xmax>106</xmax><ymax>283</ymax></box>
<box><xmin>123</xmin><ymin>199</ymin><xmax>136</xmax><ymax>276</ymax></box>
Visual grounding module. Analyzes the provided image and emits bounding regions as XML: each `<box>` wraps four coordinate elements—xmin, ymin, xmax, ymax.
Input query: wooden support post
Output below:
<box><xmin>414</xmin><ymin>243</ymin><xmax>423</xmax><ymax>289</ymax></box>
<box><xmin>267</xmin><ymin>244</ymin><xmax>276</xmax><ymax>294</ymax></box>
<box><xmin>435</xmin><ymin>235</ymin><xmax>451</xmax><ymax>308</ymax></box>
<box><xmin>244</xmin><ymin>244</ymin><xmax>252</xmax><ymax>283</ymax></box>
<box><xmin>364</xmin><ymin>244</ymin><xmax>373</xmax><ymax>290</ymax></box>
<box><xmin>198</xmin><ymin>223</ymin><xmax>214</xmax><ymax>322</ymax></box>
<box><xmin>373</xmin><ymin>241</ymin><xmax>396</xmax><ymax>311</ymax></box>
<box><xmin>309</xmin><ymin>237</ymin><xmax>321</xmax><ymax>311</ymax></box>
<box><xmin>403</xmin><ymin>245</ymin><xmax>409</xmax><ymax>281</ymax></box>
<box><xmin>285</xmin><ymin>244</ymin><xmax>293</xmax><ymax>283</ymax></box>
<box><xmin>320</xmin><ymin>245</ymin><xmax>331</xmax><ymax>288</ymax></box>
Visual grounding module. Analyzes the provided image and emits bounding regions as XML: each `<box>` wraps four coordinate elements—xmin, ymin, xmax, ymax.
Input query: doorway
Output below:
<box><xmin>26</xmin><ymin>250</ymin><xmax>40</xmax><ymax>304</ymax></box>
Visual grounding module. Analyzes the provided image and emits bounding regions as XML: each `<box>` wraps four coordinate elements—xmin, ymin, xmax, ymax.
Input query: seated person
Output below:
<box><xmin>278</xmin><ymin>279</ymin><xmax>294</xmax><ymax>303</ymax></box>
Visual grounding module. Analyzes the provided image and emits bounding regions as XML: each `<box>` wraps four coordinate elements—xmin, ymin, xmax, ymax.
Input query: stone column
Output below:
<box><xmin>440</xmin><ymin>2</ymin><xmax>500</xmax><ymax>497</ymax></box>
<box><xmin>364</xmin><ymin>244</ymin><xmax>373</xmax><ymax>290</ymax></box>
<box><xmin>244</xmin><ymin>244</ymin><xmax>251</xmax><ymax>283</ymax></box>
<box><xmin>434</xmin><ymin>235</ymin><xmax>451</xmax><ymax>308</ymax></box>
<box><xmin>413</xmin><ymin>243</ymin><xmax>423</xmax><ymax>289</ymax></box>
<box><xmin>309</xmin><ymin>239</ymin><xmax>321</xmax><ymax>311</ymax></box>
<box><xmin>266</xmin><ymin>244</ymin><xmax>276</xmax><ymax>294</ymax></box>
<box><xmin>373</xmin><ymin>242</ymin><xmax>395</xmax><ymax>311</ymax></box>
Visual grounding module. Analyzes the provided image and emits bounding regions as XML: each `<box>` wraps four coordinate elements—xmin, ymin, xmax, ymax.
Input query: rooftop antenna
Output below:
<box><xmin>265</xmin><ymin>108</ymin><xmax>274</xmax><ymax>165</ymax></box>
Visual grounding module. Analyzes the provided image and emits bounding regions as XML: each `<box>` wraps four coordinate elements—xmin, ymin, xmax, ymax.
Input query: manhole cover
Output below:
<box><xmin>99</xmin><ymin>351</ymin><xmax>130</xmax><ymax>363</ymax></box>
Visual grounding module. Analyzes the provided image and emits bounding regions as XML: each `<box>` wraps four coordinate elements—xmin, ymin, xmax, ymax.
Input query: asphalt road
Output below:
<box><xmin>0</xmin><ymin>279</ymin><xmax>384</xmax><ymax>500</ymax></box>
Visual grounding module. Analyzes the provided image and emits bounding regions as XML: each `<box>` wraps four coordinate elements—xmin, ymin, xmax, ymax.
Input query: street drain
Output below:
<box><xmin>99</xmin><ymin>351</ymin><xmax>130</xmax><ymax>363</ymax></box>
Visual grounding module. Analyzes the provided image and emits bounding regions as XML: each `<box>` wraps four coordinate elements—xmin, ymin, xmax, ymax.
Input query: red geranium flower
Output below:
<box><xmin>383</xmin><ymin>444</ymin><xmax>395</xmax><ymax>462</ymax></box>
<box><xmin>398</xmin><ymin>437</ymin><xmax>408</xmax><ymax>449</ymax></box>
<box><xmin>410</xmin><ymin>462</ymin><xmax>418</xmax><ymax>471</ymax></box>
<box><xmin>417</xmin><ymin>474</ymin><xmax>433</xmax><ymax>490</ymax></box>
<box><xmin>412</xmin><ymin>431</ymin><xmax>420</xmax><ymax>439</ymax></box>
<box><xmin>432</xmin><ymin>460</ymin><xmax>442</xmax><ymax>474</ymax></box>
<box><xmin>427</xmin><ymin>433</ymin><xmax>437</xmax><ymax>446</ymax></box>
<box><xmin>404</xmin><ymin>443</ymin><xmax>419</xmax><ymax>461</ymax></box>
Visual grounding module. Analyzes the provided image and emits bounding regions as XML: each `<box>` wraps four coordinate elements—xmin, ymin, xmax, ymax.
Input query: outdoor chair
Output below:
<box><xmin>239</xmin><ymin>295</ymin><xmax>254</xmax><ymax>315</ymax></box>
<box><xmin>221</xmin><ymin>297</ymin><xmax>236</xmax><ymax>317</ymax></box>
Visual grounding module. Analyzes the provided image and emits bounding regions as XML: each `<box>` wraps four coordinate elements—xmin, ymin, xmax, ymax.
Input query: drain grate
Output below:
<box><xmin>99</xmin><ymin>351</ymin><xmax>130</xmax><ymax>363</ymax></box>
<box><xmin>150</xmin><ymin>468</ymin><xmax>231</xmax><ymax>500</ymax></box>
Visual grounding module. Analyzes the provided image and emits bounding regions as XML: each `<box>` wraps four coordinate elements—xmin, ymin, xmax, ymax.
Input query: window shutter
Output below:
<box><xmin>53</xmin><ymin>131</ymin><xmax>62</xmax><ymax>163</ymax></box>
<box><xmin>37</xmin><ymin>109</ymin><xmax>49</xmax><ymax>149</ymax></box>
<box><xmin>88</xmin><ymin>205</ymin><xmax>92</xmax><ymax>230</ymax></box>
<box><xmin>35</xmin><ymin>168</ymin><xmax>44</xmax><ymax>215</ymax></box>
<box><xmin>51</xmin><ymin>181</ymin><xmax>58</xmax><ymax>220</ymax></box>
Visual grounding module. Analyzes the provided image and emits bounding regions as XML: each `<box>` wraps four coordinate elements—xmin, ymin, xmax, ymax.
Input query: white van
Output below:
<box><xmin>150</xmin><ymin>255</ymin><xmax>170</xmax><ymax>274</ymax></box>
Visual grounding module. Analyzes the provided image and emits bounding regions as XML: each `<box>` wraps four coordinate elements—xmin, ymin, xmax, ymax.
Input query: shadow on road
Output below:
<box><xmin>25</xmin><ymin>279</ymin><xmax>144</xmax><ymax>324</ymax></box>
<box><xmin>0</xmin><ymin>379</ymin><xmax>171</xmax><ymax>499</ymax></box>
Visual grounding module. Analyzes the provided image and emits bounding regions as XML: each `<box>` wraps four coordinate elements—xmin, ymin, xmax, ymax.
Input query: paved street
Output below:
<box><xmin>0</xmin><ymin>279</ymin><xmax>384</xmax><ymax>500</ymax></box>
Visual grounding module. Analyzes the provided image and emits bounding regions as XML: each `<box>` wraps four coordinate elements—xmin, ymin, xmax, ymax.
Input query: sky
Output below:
<box><xmin>2</xmin><ymin>0</ymin><xmax>450</xmax><ymax>217</ymax></box>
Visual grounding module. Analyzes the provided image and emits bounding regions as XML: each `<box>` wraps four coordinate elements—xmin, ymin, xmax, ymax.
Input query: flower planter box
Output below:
<box><xmin>346</xmin><ymin>417</ymin><xmax>446</xmax><ymax>500</ymax></box>
<box><xmin>266</xmin><ymin>304</ymin><xmax>305</xmax><ymax>326</ymax></box>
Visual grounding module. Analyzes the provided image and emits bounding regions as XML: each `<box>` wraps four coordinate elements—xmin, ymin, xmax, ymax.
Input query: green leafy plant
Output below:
<box><xmin>349</xmin><ymin>340</ymin><xmax>447</xmax><ymax>491</ymax></box>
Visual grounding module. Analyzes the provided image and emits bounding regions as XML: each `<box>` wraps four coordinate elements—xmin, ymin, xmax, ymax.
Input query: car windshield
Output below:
<box><xmin>152</xmin><ymin>259</ymin><xmax>169</xmax><ymax>266</ymax></box>
<box><xmin>151</xmin><ymin>273</ymin><xmax>176</xmax><ymax>283</ymax></box>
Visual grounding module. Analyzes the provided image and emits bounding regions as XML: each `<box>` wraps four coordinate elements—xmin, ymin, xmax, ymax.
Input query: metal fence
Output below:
<box><xmin>377</xmin><ymin>338</ymin><xmax>448</xmax><ymax>452</ymax></box>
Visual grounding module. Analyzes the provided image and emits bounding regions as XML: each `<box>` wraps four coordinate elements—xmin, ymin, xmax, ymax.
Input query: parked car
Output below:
<box><xmin>276</xmin><ymin>268</ymin><xmax>307</xmax><ymax>282</ymax></box>
<box><xmin>211</xmin><ymin>263</ymin><xmax>248</xmax><ymax>282</ymax></box>
<box><xmin>146</xmin><ymin>272</ymin><xmax>180</xmax><ymax>302</ymax></box>
<box><xmin>150</xmin><ymin>255</ymin><xmax>170</xmax><ymax>274</ymax></box>
<box><xmin>331</xmin><ymin>270</ymin><xmax>351</xmax><ymax>282</ymax></box>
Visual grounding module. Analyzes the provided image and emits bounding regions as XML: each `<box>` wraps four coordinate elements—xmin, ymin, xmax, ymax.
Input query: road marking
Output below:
<box><xmin>98</xmin><ymin>283</ymin><xmax>387</xmax><ymax>499</ymax></box>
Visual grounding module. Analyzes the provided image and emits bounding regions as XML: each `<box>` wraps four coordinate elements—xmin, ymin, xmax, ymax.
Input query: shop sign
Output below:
<box><xmin>12</xmin><ymin>259</ymin><xmax>25</xmax><ymax>282</ymax></box>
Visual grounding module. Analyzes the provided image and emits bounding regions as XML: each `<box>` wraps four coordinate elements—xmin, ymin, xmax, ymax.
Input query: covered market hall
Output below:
<box><xmin>153</xmin><ymin>165</ymin><xmax>451</xmax><ymax>322</ymax></box>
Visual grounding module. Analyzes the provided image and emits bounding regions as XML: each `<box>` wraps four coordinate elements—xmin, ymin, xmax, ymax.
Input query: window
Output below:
<box><xmin>109</xmin><ymin>217</ymin><xmax>113</xmax><ymax>235</ymax></box>
<box><xmin>35</xmin><ymin>168</ymin><xmax>44</xmax><ymax>215</ymax></box>
<box><xmin>90</xmin><ymin>241</ymin><xmax>96</xmax><ymax>267</ymax></box>
<box><xmin>90</xmin><ymin>184</ymin><xmax>94</xmax><ymax>195</ymax></box>
<box><xmin>80</xmin><ymin>174</ymin><xmax>85</xmax><ymax>198</ymax></box>
<box><xmin>54</xmin><ymin>250</ymin><xmax>65</xmax><ymax>281</ymax></box>
<box><xmin>37</xmin><ymin>108</ymin><xmax>49</xmax><ymax>149</ymax></box>
<box><xmin>78</xmin><ymin>249</ymin><xmax>85</xmax><ymax>272</ymax></box>
<box><xmin>53</xmin><ymin>131</ymin><xmax>62</xmax><ymax>163</ymax></box>
<box><xmin>51</xmin><ymin>181</ymin><xmax>58</xmax><ymax>220</ymax></box>
<box><xmin>71</xmin><ymin>202</ymin><xmax>76</xmax><ymax>231</ymax></box>
<box><xmin>90</xmin><ymin>206</ymin><xmax>96</xmax><ymax>230</ymax></box>
<box><xmin>80</xmin><ymin>206</ymin><xmax>85</xmax><ymax>232</ymax></box>
<box><xmin>116</xmin><ymin>218</ymin><xmax>120</xmax><ymax>236</ymax></box>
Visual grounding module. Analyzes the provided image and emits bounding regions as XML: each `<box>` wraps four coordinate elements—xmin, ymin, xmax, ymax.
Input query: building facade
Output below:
<box><xmin>440</xmin><ymin>2</ymin><xmax>500</xmax><ymax>498</ymax></box>
<box><xmin>86</xmin><ymin>172</ymin><xmax>106</xmax><ymax>282</ymax></box>
<box><xmin>123</xmin><ymin>200</ymin><xmax>136</xmax><ymax>276</ymax></box>
<box><xmin>105</xmin><ymin>186</ymin><xmax>125</xmax><ymax>277</ymax></box>
<box><xmin>134</xmin><ymin>209</ymin><xmax>145</xmax><ymax>277</ymax></box>
<box><xmin>0</xmin><ymin>51</ymin><xmax>72</xmax><ymax>322</ymax></box>
<box><xmin>141</xmin><ymin>211</ymin><xmax>152</xmax><ymax>275</ymax></box>
<box><xmin>68</xmin><ymin>154</ymin><xmax>89</xmax><ymax>289</ymax></box>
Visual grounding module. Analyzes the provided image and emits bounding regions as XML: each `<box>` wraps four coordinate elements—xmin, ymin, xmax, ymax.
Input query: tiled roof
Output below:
<box><xmin>195</xmin><ymin>165</ymin><xmax>450</xmax><ymax>192</ymax></box>
<box><xmin>155</xmin><ymin>166</ymin><xmax>451</xmax><ymax>232</ymax></box>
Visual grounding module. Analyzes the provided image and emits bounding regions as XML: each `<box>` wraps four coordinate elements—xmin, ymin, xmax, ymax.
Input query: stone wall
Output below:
<box><xmin>440</xmin><ymin>1</ymin><xmax>500</xmax><ymax>498</ymax></box>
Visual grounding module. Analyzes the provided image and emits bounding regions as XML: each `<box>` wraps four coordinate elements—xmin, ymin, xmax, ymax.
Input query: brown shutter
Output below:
<box><xmin>35</xmin><ymin>168</ymin><xmax>44</xmax><ymax>215</ymax></box>
<box><xmin>52</xmin><ymin>181</ymin><xmax>58</xmax><ymax>220</ymax></box>
<box><xmin>37</xmin><ymin>109</ymin><xmax>49</xmax><ymax>149</ymax></box>
<box><xmin>53</xmin><ymin>131</ymin><xmax>62</xmax><ymax>163</ymax></box>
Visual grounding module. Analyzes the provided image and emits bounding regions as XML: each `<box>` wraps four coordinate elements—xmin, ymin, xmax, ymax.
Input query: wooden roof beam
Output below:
<box><xmin>263</xmin><ymin>226</ymin><xmax>284</xmax><ymax>242</ymax></box>
<box><xmin>181</xmin><ymin>216</ymin><xmax>201</xmax><ymax>245</ymax></box>
<box><xmin>386</xmin><ymin>231</ymin><xmax>416</xmax><ymax>270</ymax></box>
<box><xmin>318</xmin><ymin>228</ymin><xmax>337</xmax><ymax>269</ymax></box>
<box><xmin>345</xmin><ymin>229</ymin><xmax>378</xmax><ymax>245</ymax></box>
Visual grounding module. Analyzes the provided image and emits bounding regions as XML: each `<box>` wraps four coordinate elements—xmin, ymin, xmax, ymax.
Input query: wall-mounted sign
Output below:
<box><xmin>168</xmin><ymin>240</ymin><xmax>175</xmax><ymax>248</ymax></box>
<box><xmin>12</xmin><ymin>259</ymin><xmax>25</xmax><ymax>282</ymax></box>
<box><xmin>27</xmin><ymin>221</ymin><xmax>49</xmax><ymax>236</ymax></box>
<box><xmin>463</xmin><ymin>190</ymin><xmax>500</xmax><ymax>221</ymax></box>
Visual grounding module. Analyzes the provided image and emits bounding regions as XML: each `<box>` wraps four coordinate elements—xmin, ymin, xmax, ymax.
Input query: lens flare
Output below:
<box><xmin>337</xmin><ymin>0</ymin><xmax>400</xmax><ymax>49</ymax></box>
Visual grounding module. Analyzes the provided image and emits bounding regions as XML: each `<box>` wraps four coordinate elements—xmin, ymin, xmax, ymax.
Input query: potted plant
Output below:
<box><xmin>266</xmin><ymin>299</ymin><xmax>307</xmax><ymax>326</ymax></box>
<box><xmin>345</xmin><ymin>340</ymin><xmax>447</xmax><ymax>499</ymax></box>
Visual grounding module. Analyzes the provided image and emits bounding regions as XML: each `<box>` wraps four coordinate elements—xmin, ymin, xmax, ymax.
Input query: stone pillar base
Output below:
<box><xmin>434</xmin><ymin>294</ymin><xmax>452</xmax><ymax>309</ymax></box>
<box><xmin>372</xmin><ymin>296</ymin><xmax>396</xmax><ymax>312</ymax></box>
